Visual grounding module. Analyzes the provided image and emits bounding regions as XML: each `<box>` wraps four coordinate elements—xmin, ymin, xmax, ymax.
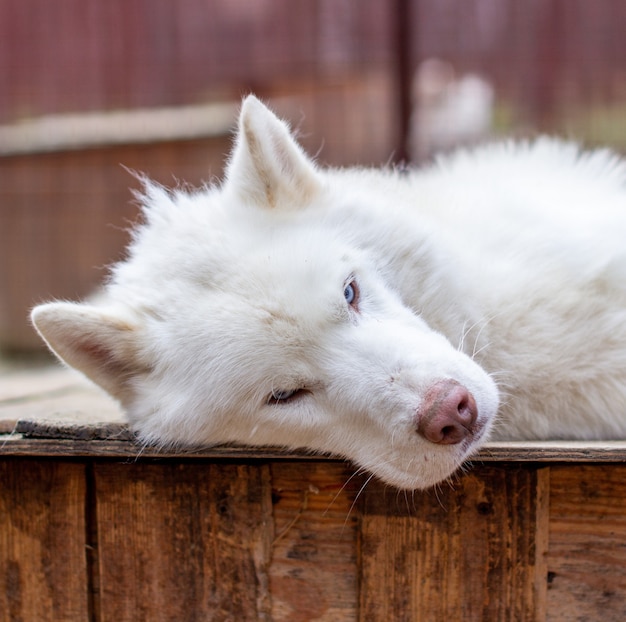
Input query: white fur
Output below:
<box><xmin>31</xmin><ymin>96</ymin><xmax>626</xmax><ymax>489</ymax></box>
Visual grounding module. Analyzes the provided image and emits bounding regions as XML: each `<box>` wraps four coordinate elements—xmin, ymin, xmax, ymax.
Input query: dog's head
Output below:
<box><xmin>32</xmin><ymin>96</ymin><xmax>499</xmax><ymax>489</ymax></box>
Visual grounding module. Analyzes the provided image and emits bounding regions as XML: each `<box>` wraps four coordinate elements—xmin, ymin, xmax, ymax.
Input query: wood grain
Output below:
<box><xmin>358</xmin><ymin>466</ymin><xmax>550</xmax><ymax>622</ymax></box>
<box><xmin>477</xmin><ymin>440</ymin><xmax>626</xmax><ymax>462</ymax></box>
<box><xmin>547</xmin><ymin>464</ymin><xmax>626</xmax><ymax>621</ymax></box>
<box><xmin>4</xmin><ymin>364</ymin><xmax>626</xmax><ymax>620</ymax></box>
<box><xmin>93</xmin><ymin>462</ymin><xmax>274</xmax><ymax>622</ymax></box>
<box><xmin>4</xmin><ymin>368</ymin><xmax>626</xmax><ymax>464</ymax></box>
<box><xmin>269</xmin><ymin>462</ymin><xmax>364</xmax><ymax>621</ymax></box>
<box><xmin>0</xmin><ymin>459</ymin><xmax>88</xmax><ymax>621</ymax></box>
<box><xmin>4</xmin><ymin>432</ymin><xmax>626</xmax><ymax>464</ymax></box>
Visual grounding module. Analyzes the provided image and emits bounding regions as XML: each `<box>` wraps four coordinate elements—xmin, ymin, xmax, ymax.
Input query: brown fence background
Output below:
<box><xmin>1</xmin><ymin>0</ymin><xmax>626</xmax><ymax>351</ymax></box>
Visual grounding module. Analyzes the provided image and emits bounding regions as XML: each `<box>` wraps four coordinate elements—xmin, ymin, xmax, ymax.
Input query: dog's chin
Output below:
<box><xmin>357</xmin><ymin>424</ymin><xmax>492</xmax><ymax>491</ymax></box>
<box><xmin>363</xmin><ymin>455</ymin><xmax>468</xmax><ymax>492</ymax></box>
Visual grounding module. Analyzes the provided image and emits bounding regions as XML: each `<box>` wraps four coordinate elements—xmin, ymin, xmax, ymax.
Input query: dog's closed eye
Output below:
<box><xmin>267</xmin><ymin>388</ymin><xmax>310</xmax><ymax>405</ymax></box>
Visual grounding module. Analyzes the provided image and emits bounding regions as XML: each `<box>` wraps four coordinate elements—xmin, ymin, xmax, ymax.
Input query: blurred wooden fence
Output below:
<box><xmin>2</xmin><ymin>0</ymin><xmax>626</xmax><ymax>147</ymax></box>
<box><xmin>1</xmin><ymin>0</ymin><xmax>626</xmax><ymax>351</ymax></box>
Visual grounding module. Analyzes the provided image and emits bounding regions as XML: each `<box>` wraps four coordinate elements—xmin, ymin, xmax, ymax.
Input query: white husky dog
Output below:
<box><xmin>32</xmin><ymin>96</ymin><xmax>626</xmax><ymax>490</ymax></box>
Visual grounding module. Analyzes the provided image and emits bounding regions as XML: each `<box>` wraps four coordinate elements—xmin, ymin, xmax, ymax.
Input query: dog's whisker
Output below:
<box><xmin>324</xmin><ymin>466</ymin><xmax>369</xmax><ymax>518</ymax></box>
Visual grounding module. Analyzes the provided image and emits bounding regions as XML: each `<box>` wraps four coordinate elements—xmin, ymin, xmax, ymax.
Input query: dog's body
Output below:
<box><xmin>32</xmin><ymin>96</ymin><xmax>626</xmax><ymax>489</ymax></box>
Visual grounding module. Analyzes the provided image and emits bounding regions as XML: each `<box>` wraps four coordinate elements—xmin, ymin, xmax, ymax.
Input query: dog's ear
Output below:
<box><xmin>31</xmin><ymin>302</ymin><xmax>148</xmax><ymax>403</ymax></box>
<box><xmin>225</xmin><ymin>95</ymin><xmax>322</xmax><ymax>208</ymax></box>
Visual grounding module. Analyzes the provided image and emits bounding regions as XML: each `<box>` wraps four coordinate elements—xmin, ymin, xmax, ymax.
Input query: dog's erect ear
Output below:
<box><xmin>31</xmin><ymin>302</ymin><xmax>148</xmax><ymax>403</ymax></box>
<box><xmin>225</xmin><ymin>95</ymin><xmax>322</xmax><ymax>208</ymax></box>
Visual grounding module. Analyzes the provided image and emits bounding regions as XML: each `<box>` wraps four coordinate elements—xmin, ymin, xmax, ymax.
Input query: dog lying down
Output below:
<box><xmin>32</xmin><ymin>96</ymin><xmax>626</xmax><ymax>490</ymax></box>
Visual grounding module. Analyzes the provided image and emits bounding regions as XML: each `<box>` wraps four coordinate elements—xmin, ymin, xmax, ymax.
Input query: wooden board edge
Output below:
<box><xmin>2</xmin><ymin>433</ymin><xmax>626</xmax><ymax>462</ymax></box>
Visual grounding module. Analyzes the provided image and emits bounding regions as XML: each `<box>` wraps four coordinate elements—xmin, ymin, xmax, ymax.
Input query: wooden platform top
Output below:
<box><xmin>2</xmin><ymin>364</ymin><xmax>626</xmax><ymax>462</ymax></box>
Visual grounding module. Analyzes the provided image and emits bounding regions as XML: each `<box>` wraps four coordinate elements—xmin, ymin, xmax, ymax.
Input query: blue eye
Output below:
<box><xmin>344</xmin><ymin>279</ymin><xmax>359</xmax><ymax>308</ymax></box>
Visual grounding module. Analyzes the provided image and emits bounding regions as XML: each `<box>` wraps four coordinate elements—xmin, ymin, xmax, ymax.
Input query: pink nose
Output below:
<box><xmin>416</xmin><ymin>380</ymin><xmax>478</xmax><ymax>445</ymax></box>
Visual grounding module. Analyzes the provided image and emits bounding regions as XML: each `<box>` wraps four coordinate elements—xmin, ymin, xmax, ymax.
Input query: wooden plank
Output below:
<box><xmin>0</xmin><ymin>459</ymin><xmax>88</xmax><ymax>621</ymax></box>
<box><xmin>0</xmin><ymin>384</ymin><xmax>124</xmax><ymax>432</ymax></box>
<box><xmin>0</xmin><ymin>365</ymin><xmax>125</xmax><ymax>438</ymax></box>
<box><xmin>477</xmin><ymin>440</ymin><xmax>626</xmax><ymax>462</ymax></box>
<box><xmin>269</xmin><ymin>462</ymin><xmax>363</xmax><ymax>621</ymax></box>
<box><xmin>4</xmin><ymin>367</ymin><xmax>626</xmax><ymax>462</ymax></box>
<box><xmin>0</xmin><ymin>365</ymin><xmax>88</xmax><ymax>433</ymax></box>
<box><xmin>0</xmin><ymin>102</ymin><xmax>236</xmax><ymax>155</ymax></box>
<box><xmin>358</xmin><ymin>466</ymin><xmax>550</xmax><ymax>621</ymax></box>
<box><xmin>3</xmin><ymin>433</ymin><xmax>626</xmax><ymax>464</ymax></box>
<box><xmin>2</xmin><ymin>391</ymin><xmax>124</xmax><ymax>428</ymax></box>
<box><xmin>546</xmin><ymin>464</ymin><xmax>626</xmax><ymax>621</ymax></box>
<box><xmin>0</xmin><ymin>436</ymin><xmax>339</xmax><ymax>460</ymax></box>
<box><xmin>94</xmin><ymin>462</ymin><xmax>274</xmax><ymax>621</ymax></box>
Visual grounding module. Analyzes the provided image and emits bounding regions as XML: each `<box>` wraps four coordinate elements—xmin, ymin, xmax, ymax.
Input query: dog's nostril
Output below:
<box><xmin>416</xmin><ymin>380</ymin><xmax>478</xmax><ymax>445</ymax></box>
<box><xmin>457</xmin><ymin>394</ymin><xmax>474</xmax><ymax>424</ymax></box>
<box><xmin>440</xmin><ymin>425</ymin><xmax>462</xmax><ymax>442</ymax></box>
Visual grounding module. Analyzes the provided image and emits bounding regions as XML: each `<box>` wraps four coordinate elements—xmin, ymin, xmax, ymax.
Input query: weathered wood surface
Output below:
<box><xmin>359</xmin><ymin>466</ymin><xmax>550</xmax><ymax>621</ymax></box>
<box><xmin>94</xmin><ymin>462</ymin><xmax>274</xmax><ymax>622</ymax></box>
<box><xmin>269</xmin><ymin>462</ymin><xmax>362</xmax><ymax>621</ymax></box>
<box><xmin>0</xmin><ymin>364</ymin><xmax>125</xmax><ymax>435</ymax></box>
<box><xmin>3</xmin><ymin>365</ymin><xmax>626</xmax><ymax>621</ymax></box>
<box><xmin>3</xmin><ymin>366</ymin><xmax>626</xmax><ymax>462</ymax></box>
<box><xmin>547</xmin><ymin>465</ymin><xmax>626</xmax><ymax>621</ymax></box>
<box><xmin>4</xmin><ymin>434</ymin><xmax>626</xmax><ymax>463</ymax></box>
<box><xmin>0</xmin><ymin>460</ymin><xmax>88</xmax><ymax>621</ymax></box>
<box><xmin>1</xmin><ymin>458</ymin><xmax>626</xmax><ymax>620</ymax></box>
<box><xmin>0</xmin><ymin>458</ymin><xmax>626</xmax><ymax>622</ymax></box>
